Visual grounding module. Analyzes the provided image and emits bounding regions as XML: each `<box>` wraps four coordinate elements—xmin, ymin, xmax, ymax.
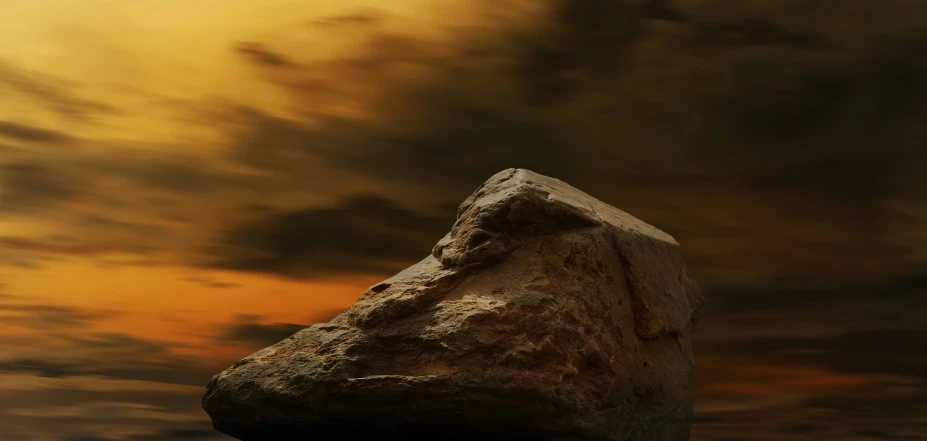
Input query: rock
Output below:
<box><xmin>202</xmin><ymin>168</ymin><xmax>704</xmax><ymax>441</ymax></box>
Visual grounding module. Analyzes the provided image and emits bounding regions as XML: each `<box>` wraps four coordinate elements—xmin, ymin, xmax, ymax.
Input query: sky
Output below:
<box><xmin>1</xmin><ymin>0</ymin><xmax>925</xmax><ymax>440</ymax></box>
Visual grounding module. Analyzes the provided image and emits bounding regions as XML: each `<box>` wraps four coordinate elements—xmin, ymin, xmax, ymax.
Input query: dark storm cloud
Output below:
<box><xmin>304</xmin><ymin>102</ymin><xmax>568</xmax><ymax>190</ymax></box>
<box><xmin>0</xmin><ymin>59</ymin><xmax>117</xmax><ymax>120</ymax></box>
<box><xmin>206</xmin><ymin>195</ymin><xmax>453</xmax><ymax>278</ymax></box>
<box><xmin>513</xmin><ymin>0</ymin><xmax>685</xmax><ymax>106</ymax></box>
<box><xmin>221</xmin><ymin>0</ymin><xmax>927</xmax><ymax>289</ymax></box>
<box><xmin>712</xmin><ymin>30</ymin><xmax>927</xmax><ymax>150</ymax></box>
<box><xmin>0</xmin><ymin>120</ymin><xmax>74</xmax><ymax>144</ymax></box>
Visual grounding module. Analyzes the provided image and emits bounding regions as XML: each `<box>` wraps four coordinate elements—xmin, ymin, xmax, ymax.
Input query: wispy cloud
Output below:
<box><xmin>205</xmin><ymin>195</ymin><xmax>451</xmax><ymax>278</ymax></box>
<box><xmin>0</xmin><ymin>121</ymin><xmax>75</xmax><ymax>145</ymax></box>
<box><xmin>0</xmin><ymin>59</ymin><xmax>117</xmax><ymax>120</ymax></box>
<box><xmin>233</xmin><ymin>42</ymin><xmax>299</xmax><ymax>68</ymax></box>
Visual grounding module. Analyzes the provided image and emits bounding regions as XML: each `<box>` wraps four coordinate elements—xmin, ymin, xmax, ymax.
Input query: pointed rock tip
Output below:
<box><xmin>432</xmin><ymin>168</ymin><xmax>677</xmax><ymax>267</ymax></box>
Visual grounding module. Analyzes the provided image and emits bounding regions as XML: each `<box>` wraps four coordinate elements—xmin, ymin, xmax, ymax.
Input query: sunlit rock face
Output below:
<box><xmin>203</xmin><ymin>168</ymin><xmax>704</xmax><ymax>441</ymax></box>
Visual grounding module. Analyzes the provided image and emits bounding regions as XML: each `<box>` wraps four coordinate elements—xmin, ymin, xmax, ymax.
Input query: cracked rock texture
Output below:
<box><xmin>203</xmin><ymin>168</ymin><xmax>704</xmax><ymax>441</ymax></box>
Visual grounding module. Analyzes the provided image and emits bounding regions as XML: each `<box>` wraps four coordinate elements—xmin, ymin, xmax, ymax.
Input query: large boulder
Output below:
<box><xmin>203</xmin><ymin>168</ymin><xmax>704</xmax><ymax>441</ymax></box>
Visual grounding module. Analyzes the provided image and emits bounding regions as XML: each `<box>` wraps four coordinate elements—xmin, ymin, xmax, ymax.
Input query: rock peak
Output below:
<box><xmin>203</xmin><ymin>169</ymin><xmax>703</xmax><ymax>441</ymax></box>
<box><xmin>433</xmin><ymin>168</ymin><xmax>677</xmax><ymax>268</ymax></box>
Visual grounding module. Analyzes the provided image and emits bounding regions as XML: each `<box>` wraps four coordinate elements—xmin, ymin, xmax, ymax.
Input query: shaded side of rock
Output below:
<box><xmin>203</xmin><ymin>168</ymin><xmax>704</xmax><ymax>441</ymax></box>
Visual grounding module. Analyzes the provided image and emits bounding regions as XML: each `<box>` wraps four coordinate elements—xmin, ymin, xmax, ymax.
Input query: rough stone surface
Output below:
<box><xmin>203</xmin><ymin>168</ymin><xmax>704</xmax><ymax>441</ymax></box>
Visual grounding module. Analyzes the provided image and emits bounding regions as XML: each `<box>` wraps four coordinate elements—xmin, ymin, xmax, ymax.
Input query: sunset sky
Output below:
<box><xmin>1</xmin><ymin>1</ymin><xmax>926</xmax><ymax>440</ymax></box>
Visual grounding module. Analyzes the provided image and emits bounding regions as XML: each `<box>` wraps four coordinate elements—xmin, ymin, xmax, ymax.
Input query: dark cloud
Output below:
<box><xmin>216</xmin><ymin>310</ymin><xmax>345</xmax><ymax>347</ymax></box>
<box><xmin>0</xmin><ymin>162</ymin><xmax>80</xmax><ymax>211</ymax></box>
<box><xmin>712</xmin><ymin>31</ymin><xmax>927</xmax><ymax>152</ymax></box>
<box><xmin>0</xmin><ymin>326</ymin><xmax>217</xmax><ymax>386</ymax></box>
<box><xmin>1</xmin><ymin>148</ymin><xmax>257</xmax><ymax>270</ymax></box>
<box><xmin>0</xmin><ymin>380</ymin><xmax>229</xmax><ymax>441</ymax></box>
<box><xmin>77</xmin><ymin>216</ymin><xmax>160</xmax><ymax>235</ymax></box>
<box><xmin>206</xmin><ymin>195</ymin><xmax>453</xmax><ymax>278</ymax></box>
<box><xmin>0</xmin><ymin>298</ymin><xmax>206</xmax><ymax>382</ymax></box>
<box><xmin>126</xmin><ymin>160</ymin><xmax>234</xmax><ymax>195</ymax></box>
<box><xmin>181</xmin><ymin>276</ymin><xmax>241</xmax><ymax>289</ymax></box>
<box><xmin>0</xmin><ymin>382</ymin><xmax>230</xmax><ymax>441</ymax></box>
<box><xmin>0</xmin><ymin>358</ymin><xmax>85</xmax><ymax>378</ymax></box>
<box><xmin>701</xmin><ymin>328</ymin><xmax>927</xmax><ymax>379</ymax></box>
<box><xmin>693</xmin><ymin>17</ymin><xmax>831</xmax><ymax>49</ymax></box>
<box><xmin>313</xmin><ymin>10</ymin><xmax>383</xmax><ymax>28</ymax></box>
<box><xmin>218</xmin><ymin>321</ymin><xmax>306</xmax><ymax>347</ymax></box>
<box><xmin>0</xmin><ymin>296</ymin><xmax>241</xmax><ymax>441</ymax></box>
<box><xmin>234</xmin><ymin>42</ymin><xmax>297</xmax><ymax>68</ymax></box>
<box><xmin>0</xmin><ymin>59</ymin><xmax>117</xmax><ymax>120</ymax></box>
<box><xmin>216</xmin><ymin>318</ymin><xmax>303</xmax><ymax>349</ymax></box>
<box><xmin>0</xmin><ymin>120</ymin><xmax>74</xmax><ymax>144</ymax></box>
<box><xmin>0</xmin><ymin>302</ymin><xmax>122</xmax><ymax>329</ymax></box>
<box><xmin>0</xmin><ymin>352</ymin><xmax>212</xmax><ymax>387</ymax></box>
<box><xmin>81</xmin><ymin>154</ymin><xmax>253</xmax><ymax>197</ymax></box>
<box><xmin>0</xmin><ymin>236</ymin><xmax>117</xmax><ymax>257</ymax></box>
<box><xmin>706</xmin><ymin>271</ymin><xmax>927</xmax><ymax>316</ymax></box>
<box><xmin>693</xmin><ymin>382</ymin><xmax>927</xmax><ymax>441</ymax></box>
<box><xmin>0</xmin><ymin>234</ymin><xmax>158</xmax><ymax>269</ymax></box>
<box><xmin>220</xmin><ymin>0</ymin><xmax>927</xmax><ymax>289</ymax></box>
<box><xmin>513</xmin><ymin>0</ymin><xmax>684</xmax><ymax>106</ymax></box>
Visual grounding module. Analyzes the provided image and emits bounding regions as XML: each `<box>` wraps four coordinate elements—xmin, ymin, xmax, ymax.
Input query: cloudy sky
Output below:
<box><xmin>1</xmin><ymin>0</ymin><xmax>925</xmax><ymax>440</ymax></box>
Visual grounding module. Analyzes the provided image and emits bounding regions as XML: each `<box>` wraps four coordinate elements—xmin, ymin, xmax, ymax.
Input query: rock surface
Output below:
<box><xmin>203</xmin><ymin>168</ymin><xmax>704</xmax><ymax>441</ymax></box>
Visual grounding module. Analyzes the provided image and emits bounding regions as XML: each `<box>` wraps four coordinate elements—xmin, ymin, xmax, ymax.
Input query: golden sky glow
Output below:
<box><xmin>0</xmin><ymin>0</ymin><xmax>457</xmax><ymax>324</ymax></box>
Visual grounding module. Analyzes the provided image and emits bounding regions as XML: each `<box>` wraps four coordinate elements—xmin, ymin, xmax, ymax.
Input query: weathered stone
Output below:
<box><xmin>203</xmin><ymin>168</ymin><xmax>704</xmax><ymax>441</ymax></box>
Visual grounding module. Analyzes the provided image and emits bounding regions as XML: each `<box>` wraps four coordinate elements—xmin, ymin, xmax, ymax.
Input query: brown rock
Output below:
<box><xmin>203</xmin><ymin>168</ymin><xmax>704</xmax><ymax>441</ymax></box>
